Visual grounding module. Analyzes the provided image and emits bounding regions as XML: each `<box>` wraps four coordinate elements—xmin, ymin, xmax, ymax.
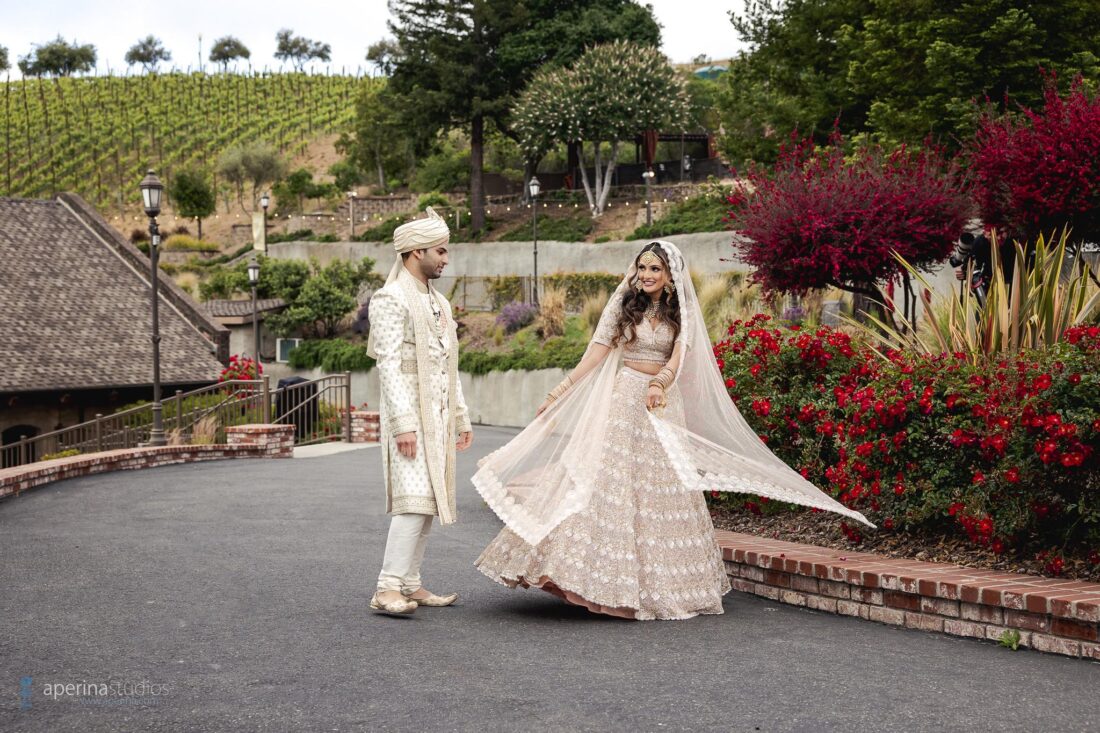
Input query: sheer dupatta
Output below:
<box><xmin>472</xmin><ymin>241</ymin><xmax>872</xmax><ymax>547</ymax></box>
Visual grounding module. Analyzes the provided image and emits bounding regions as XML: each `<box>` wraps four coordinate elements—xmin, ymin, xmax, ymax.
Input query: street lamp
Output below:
<box><xmin>248</xmin><ymin>256</ymin><xmax>261</xmax><ymax>363</ymax></box>
<box><xmin>642</xmin><ymin>168</ymin><xmax>656</xmax><ymax>227</ymax></box>
<box><xmin>347</xmin><ymin>190</ymin><xmax>357</xmax><ymax>240</ymax></box>
<box><xmin>139</xmin><ymin>169</ymin><xmax>166</xmax><ymax>447</ymax></box>
<box><xmin>258</xmin><ymin>191</ymin><xmax>270</xmax><ymax>251</ymax></box>
<box><xmin>528</xmin><ymin>175</ymin><xmax>541</xmax><ymax>306</ymax></box>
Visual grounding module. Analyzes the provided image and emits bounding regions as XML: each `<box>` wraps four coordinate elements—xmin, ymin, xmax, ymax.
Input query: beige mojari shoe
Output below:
<box><xmin>370</xmin><ymin>592</ymin><xmax>418</xmax><ymax>616</ymax></box>
<box><xmin>402</xmin><ymin>590</ymin><xmax>459</xmax><ymax>607</ymax></box>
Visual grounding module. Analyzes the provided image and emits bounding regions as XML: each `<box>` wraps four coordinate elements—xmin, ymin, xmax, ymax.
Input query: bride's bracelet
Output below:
<box><xmin>545</xmin><ymin>375</ymin><xmax>574</xmax><ymax>403</ymax></box>
<box><xmin>648</xmin><ymin>367</ymin><xmax>675</xmax><ymax>391</ymax></box>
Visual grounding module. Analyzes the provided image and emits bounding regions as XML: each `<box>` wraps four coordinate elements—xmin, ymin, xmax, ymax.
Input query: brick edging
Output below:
<box><xmin>0</xmin><ymin>424</ymin><xmax>294</xmax><ymax>500</ymax></box>
<box><xmin>716</xmin><ymin>530</ymin><xmax>1100</xmax><ymax>660</ymax></box>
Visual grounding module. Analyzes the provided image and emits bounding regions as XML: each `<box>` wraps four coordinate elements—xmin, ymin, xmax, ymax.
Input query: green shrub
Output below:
<box><xmin>287</xmin><ymin>339</ymin><xmax>376</xmax><ymax>372</ymax></box>
<box><xmin>268</xmin><ymin>229</ymin><xmax>315</xmax><ymax>244</ymax></box>
<box><xmin>40</xmin><ymin>448</ymin><xmax>81</xmax><ymax>462</ymax></box>
<box><xmin>486</xmin><ymin>276</ymin><xmax>523</xmax><ymax>310</ymax></box>
<box><xmin>417</xmin><ymin>191</ymin><xmax>451</xmax><ymax>211</ymax></box>
<box><xmin>500</xmin><ymin>212</ymin><xmax>593</xmax><ymax>242</ymax></box>
<box><xmin>627</xmin><ymin>192</ymin><xmax>730</xmax><ymax>239</ymax></box>
<box><xmin>543</xmin><ymin>273</ymin><xmax>621</xmax><ymax>309</ymax></box>
<box><xmin>355</xmin><ymin>215</ymin><xmax>405</xmax><ymax>242</ymax></box>
<box><xmin>412</xmin><ymin>147</ymin><xmax>470</xmax><ymax>192</ymax></box>
<box><xmin>459</xmin><ymin>316</ymin><xmax>589</xmax><ymax>375</ymax></box>
<box><xmin>163</xmin><ymin>234</ymin><xmax>219</xmax><ymax>252</ymax></box>
<box><xmin>594</xmin><ymin>235</ymin><xmax>611</xmax><ymax>243</ymax></box>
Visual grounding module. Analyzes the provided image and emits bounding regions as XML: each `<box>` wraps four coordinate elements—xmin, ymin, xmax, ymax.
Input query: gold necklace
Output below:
<box><xmin>644</xmin><ymin>299</ymin><xmax>660</xmax><ymax>322</ymax></box>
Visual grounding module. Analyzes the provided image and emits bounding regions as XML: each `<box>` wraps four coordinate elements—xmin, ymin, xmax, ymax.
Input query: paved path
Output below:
<box><xmin>1</xmin><ymin>426</ymin><xmax>1097</xmax><ymax>732</ymax></box>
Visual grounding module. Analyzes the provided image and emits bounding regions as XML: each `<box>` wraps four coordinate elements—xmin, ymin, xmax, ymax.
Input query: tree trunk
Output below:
<box><xmin>576</xmin><ymin>141</ymin><xmax>596</xmax><ymax>216</ymax></box>
<box><xmin>597</xmin><ymin>141</ymin><xmax>620</xmax><ymax>213</ymax></box>
<box><xmin>592</xmin><ymin>142</ymin><xmax>604</xmax><ymax>216</ymax></box>
<box><xmin>197</xmin><ymin>217</ymin><xmax>203</xmax><ymax>239</ymax></box>
<box><xmin>470</xmin><ymin>114</ymin><xmax>485</xmax><ymax>233</ymax></box>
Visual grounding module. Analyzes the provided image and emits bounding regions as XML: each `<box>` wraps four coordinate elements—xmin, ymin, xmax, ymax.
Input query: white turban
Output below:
<box><xmin>367</xmin><ymin>207</ymin><xmax>452</xmax><ymax>359</ymax></box>
<box><xmin>378</xmin><ymin>206</ymin><xmax>451</xmax><ymax>287</ymax></box>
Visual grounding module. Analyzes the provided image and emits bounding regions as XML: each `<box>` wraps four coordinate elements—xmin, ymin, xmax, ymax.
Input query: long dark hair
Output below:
<box><xmin>611</xmin><ymin>242</ymin><xmax>680</xmax><ymax>347</ymax></box>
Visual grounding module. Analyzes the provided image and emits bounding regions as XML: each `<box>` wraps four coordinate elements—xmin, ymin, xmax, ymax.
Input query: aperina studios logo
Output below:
<box><xmin>18</xmin><ymin>676</ymin><xmax>170</xmax><ymax>708</ymax></box>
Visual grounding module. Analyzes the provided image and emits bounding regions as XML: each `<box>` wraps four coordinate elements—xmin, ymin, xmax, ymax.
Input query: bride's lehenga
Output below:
<box><xmin>474</xmin><ymin>241</ymin><xmax>871</xmax><ymax>622</ymax></box>
<box><xmin>475</xmin><ymin>318</ymin><xmax>731</xmax><ymax>621</ymax></box>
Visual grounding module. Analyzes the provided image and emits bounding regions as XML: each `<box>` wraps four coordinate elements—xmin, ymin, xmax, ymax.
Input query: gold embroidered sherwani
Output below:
<box><xmin>369</xmin><ymin>267</ymin><xmax>471</xmax><ymax>525</ymax></box>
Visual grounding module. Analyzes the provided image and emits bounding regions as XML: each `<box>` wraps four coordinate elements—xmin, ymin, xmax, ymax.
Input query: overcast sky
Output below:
<box><xmin>2</xmin><ymin>1</ymin><xmax>748</xmax><ymax>79</ymax></box>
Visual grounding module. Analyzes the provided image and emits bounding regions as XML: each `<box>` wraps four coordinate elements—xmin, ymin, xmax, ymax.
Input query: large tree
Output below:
<box><xmin>209</xmin><ymin>36</ymin><xmax>251</xmax><ymax>71</ymax></box>
<box><xmin>719</xmin><ymin>0</ymin><xmax>1100</xmax><ymax>164</ymax></box>
<box><xmin>514</xmin><ymin>41</ymin><xmax>690</xmax><ymax>216</ymax></box>
<box><xmin>274</xmin><ymin>29</ymin><xmax>331</xmax><ymax>71</ymax></box>
<box><xmin>0</xmin><ymin>46</ymin><xmax>9</xmax><ymax>73</ymax></box>
<box><xmin>386</xmin><ymin>0</ymin><xmax>660</xmax><ymax>233</ymax></box>
<box><xmin>18</xmin><ymin>36</ymin><xmax>96</xmax><ymax>77</ymax></box>
<box><xmin>125</xmin><ymin>35</ymin><xmax>172</xmax><ymax>72</ymax></box>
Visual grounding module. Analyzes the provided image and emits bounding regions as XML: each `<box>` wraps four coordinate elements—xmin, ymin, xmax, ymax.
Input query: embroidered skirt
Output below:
<box><xmin>475</xmin><ymin>366</ymin><xmax>731</xmax><ymax>620</ymax></box>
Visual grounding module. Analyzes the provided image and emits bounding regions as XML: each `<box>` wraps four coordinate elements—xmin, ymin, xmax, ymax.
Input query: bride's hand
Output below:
<box><xmin>646</xmin><ymin>385</ymin><xmax>666</xmax><ymax>410</ymax></box>
<box><xmin>536</xmin><ymin>399</ymin><xmax>552</xmax><ymax>417</ymax></box>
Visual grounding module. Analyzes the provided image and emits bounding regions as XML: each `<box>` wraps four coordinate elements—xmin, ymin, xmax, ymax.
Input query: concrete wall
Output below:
<box><xmin>266</xmin><ymin>232</ymin><xmax>743</xmax><ymax>277</ymax></box>
<box><xmin>262</xmin><ymin>362</ymin><xmax>566</xmax><ymax>429</ymax></box>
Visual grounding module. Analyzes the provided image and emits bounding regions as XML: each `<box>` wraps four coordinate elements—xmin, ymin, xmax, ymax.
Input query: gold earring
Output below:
<box><xmin>664</xmin><ymin>283</ymin><xmax>673</xmax><ymax>295</ymax></box>
<box><xmin>635</xmin><ymin>281</ymin><xmax>644</xmax><ymax>292</ymax></box>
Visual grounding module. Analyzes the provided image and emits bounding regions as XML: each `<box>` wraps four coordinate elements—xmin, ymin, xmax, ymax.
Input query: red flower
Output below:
<box><xmin>1004</xmin><ymin>467</ymin><xmax>1020</xmax><ymax>483</ymax></box>
<box><xmin>972</xmin><ymin>471</ymin><xmax>985</xmax><ymax>484</ymax></box>
<box><xmin>883</xmin><ymin>517</ymin><xmax>895</xmax><ymax>530</ymax></box>
<box><xmin>725</xmin><ymin>378</ymin><xmax>736</xmax><ymax>389</ymax></box>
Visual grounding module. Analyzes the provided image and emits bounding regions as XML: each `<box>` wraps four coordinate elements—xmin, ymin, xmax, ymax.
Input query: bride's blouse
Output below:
<box><xmin>592</xmin><ymin>308</ymin><xmax>675</xmax><ymax>364</ymax></box>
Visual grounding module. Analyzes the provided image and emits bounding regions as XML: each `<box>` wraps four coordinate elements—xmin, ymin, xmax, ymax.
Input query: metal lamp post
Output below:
<box><xmin>248</xmin><ymin>257</ymin><xmax>261</xmax><ymax>363</ymax></box>
<box><xmin>529</xmin><ymin>175</ymin><xmax>540</xmax><ymax>306</ymax></box>
<box><xmin>139</xmin><ymin>170</ymin><xmax>167</xmax><ymax>447</ymax></box>
<box><xmin>642</xmin><ymin>168</ymin><xmax>655</xmax><ymax>227</ymax></box>
<box><xmin>347</xmin><ymin>190</ymin><xmax>357</xmax><ymax>239</ymax></box>
<box><xmin>260</xmin><ymin>190</ymin><xmax>270</xmax><ymax>231</ymax></box>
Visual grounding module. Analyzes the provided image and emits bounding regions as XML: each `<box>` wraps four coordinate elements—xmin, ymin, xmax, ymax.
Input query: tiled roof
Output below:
<box><xmin>200</xmin><ymin>298</ymin><xmax>287</xmax><ymax>318</ymax></box>
<box><xmin>0</xmin><ymin>194</ymin><xmax>229</xmax><ymax>393</ymax></box>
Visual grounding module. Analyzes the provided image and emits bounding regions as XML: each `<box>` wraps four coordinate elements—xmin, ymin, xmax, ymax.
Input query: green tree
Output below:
<box><xmin>265</xmin><ymin>258</ymin><xmax>381</xmax><ymax>338</ymax></box>
<box><xmin>170</xmin><ymin>168</ymin><xmax>215</xmax><ymax>238</ymax></box>
<box><xmin>387</xmin><ymin>0</ymin><xmax>660</xmax><ymax>233</ymax></box>
<box><xmin>843</xmin><ymin>1</ymin><xmax>1100</xmax><ymax>146</ymax></box>
<box><xmin>718</xmin><ymin>0</ymin><xmax>1100</xmax><ymax>164</ymax></box>
<box><xmin>18</xmin><ymin>36</ymin><xmax>97</xmax><ymax>77</ymax></box>
<box><xmin>365</xmin><ymin>38</ymin><xmax>400</xmax><ymax>76</ymax></box>
<box><xmin>274</xmin><ymin>29</ymin><xmax>331</xmax><ymax>71</ymax></box>
<box><xmin>209</xmin><ymin>36</ymin><xmax>250</xmax><ymax>71</ymax></box>
<box><xmin>217</xmin><ymin>142</ymin><xmax>285</xmax><ymax>210</ymax></box>
<box><xmin>336</xmin><ymin>80</ymin><xmax>413</xmax><ymax>191</ymax></box>
<box><xmin>0</xmin><ymin>46</ymin><xmax>9</xmax><ymax>73</ymax></box>
<box><xmin>124</xmin><ymin>35</ymin><xmax>172</xmax><ymax>72</ymax></box>
<box><xmin>515</xmin><ymin>40</ymin><xmax>689</xmax><ymax>216</ymax></box>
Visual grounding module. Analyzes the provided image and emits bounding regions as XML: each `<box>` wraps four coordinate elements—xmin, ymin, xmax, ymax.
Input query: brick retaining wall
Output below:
<box><xmin>349</xmin><ymin>410</ymin><xmax>381</xmax><ymax>443</ymax></box>
<box><xmin>0</xmin><ymin>424</ymin><xmax>294</xmax><ymax>500</ymax></box>
<box><xmin>717</xmin><ymin>530</ymin><xmax>1100</xmax><ymax>660</ymax></box>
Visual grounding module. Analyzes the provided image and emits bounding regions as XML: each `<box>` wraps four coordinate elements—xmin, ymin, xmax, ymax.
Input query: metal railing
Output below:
<box><xmin>1</xmin><ymin>373</ymin><xmax>353</xmax><ymax>469</ymax></box>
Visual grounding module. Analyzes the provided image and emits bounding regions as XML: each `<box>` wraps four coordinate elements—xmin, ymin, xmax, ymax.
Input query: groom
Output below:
<box><xmin>366</xmin><ymin>207</ymin><xmax>474</xmax><ymax>615</ymax></box>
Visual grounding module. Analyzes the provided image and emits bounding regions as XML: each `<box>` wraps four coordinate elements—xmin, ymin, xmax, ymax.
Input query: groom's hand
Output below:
<box><xmin>457</xmin><ymin>431</ymin><xmax>473</xmax><ymax>452</ymax></box>
<box><xmin>396</xmin><ymin>431</ymin><xmax>417</xmax><ymax>459</ymax></box>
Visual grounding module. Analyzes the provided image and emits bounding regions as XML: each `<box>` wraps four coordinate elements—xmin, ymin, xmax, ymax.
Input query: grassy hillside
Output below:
<box><xmin>0</xmin><ymin>72</ymin><xmax>363</xmax><ymax>211</ymax></box>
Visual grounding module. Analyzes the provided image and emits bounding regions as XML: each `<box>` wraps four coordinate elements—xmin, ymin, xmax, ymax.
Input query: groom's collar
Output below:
<box><xmin>398</xmin><ymin>265</ymin><xmax>431</xmax><ymax>294</ymax></box>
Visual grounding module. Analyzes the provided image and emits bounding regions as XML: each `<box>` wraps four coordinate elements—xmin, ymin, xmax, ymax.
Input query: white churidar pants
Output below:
<box><xmin>377</xmin><ymin>513</ymin><xmax>434</xmax><ymax>592</ymax></box>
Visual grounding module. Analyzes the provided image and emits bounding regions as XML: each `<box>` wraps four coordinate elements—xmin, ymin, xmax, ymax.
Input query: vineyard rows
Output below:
<box><xmin>1</xmin><ymin>72</ymin><xmax>365</xmax><ymax>211</ymax></box>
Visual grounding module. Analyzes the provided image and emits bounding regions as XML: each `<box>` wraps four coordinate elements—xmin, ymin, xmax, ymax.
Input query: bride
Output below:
<box><xmin>474</xmin><ymin>241</ymin><xmax>870</xmax><ymax>620</ymax></box>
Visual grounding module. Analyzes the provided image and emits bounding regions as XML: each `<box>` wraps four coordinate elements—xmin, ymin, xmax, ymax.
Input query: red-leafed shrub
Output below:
<box><xmin>970</xmin><ymin>76</ymin><xmax>1100</xmax><ymax>245</ymax></box>
<box><xmin>729</xmin><ymin>136</ymin><xmax>971</xmax><ymax>303</ymax></box>
<box><xmin>713</xmin><ymin>314</ymin><xmax>1100</xmax><ymax>569</ymax></box>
